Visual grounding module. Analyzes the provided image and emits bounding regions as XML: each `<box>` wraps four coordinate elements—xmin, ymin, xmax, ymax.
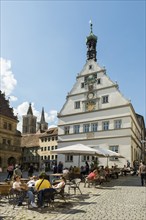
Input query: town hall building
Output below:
<box><xmin>57</xmin><ymin>23</ymin><xmax>145</xmax><ymax>168</ymax></box>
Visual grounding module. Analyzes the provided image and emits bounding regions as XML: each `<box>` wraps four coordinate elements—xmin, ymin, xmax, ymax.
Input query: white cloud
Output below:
<box><xmin>0</xmin><ymin>57</ymin><xmax>58</xmax><ymax>132</ymax></box>
<box><xmin>9</xmin><ymin>96</ymin><xmax>18</xmax><ymax>102</ymax></box>
<box><xmin>14</xmin><ymin>102</ymin><xmax>58</xmax><ymax>132</ymax></box>
<box><xmin>0</xmin><ymin>57</ymin><xmax>17</xmax><ymax>96</ymax></box>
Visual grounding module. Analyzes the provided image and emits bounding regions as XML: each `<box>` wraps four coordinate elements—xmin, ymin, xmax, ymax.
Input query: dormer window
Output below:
<box><xmin>102</xmin><ymin>95</ymin><xmax>109</xmax><ymax>103</ymax></box>
<box><xmin>75</xmin><ymin>101</ymin><xmax>80</xmax><ymax>109</ymax></box>
<box><xmin>89</xmin><ymin>65</ymin><xmax>93</xmax><ymax>70</ymax></box>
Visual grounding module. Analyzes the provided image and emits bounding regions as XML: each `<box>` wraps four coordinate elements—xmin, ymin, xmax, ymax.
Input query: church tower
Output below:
<box><xmin>37</xmin><ymin>107</ymin><xmax>48</xmax><ymax>132</ymax></box>
<box><xmin>22</xmin><ymin>103</ymin><xmax>37</xmax><ymax>134</ymax></box>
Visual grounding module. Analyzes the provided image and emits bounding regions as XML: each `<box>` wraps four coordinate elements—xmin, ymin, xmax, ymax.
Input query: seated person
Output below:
<box><xmin>35</xmin><ymin>173</ymin><xmax>51</xmax><ymax>192</ymax></box>
<box><xmin>12</xmin><ymin>175</ymin><xmax>37</xmax><ymax>207</ymax></box>
<box><xmin>63</xmin><ymin>168</ymin><xmax>69</xmax><ymax>179</ymax></box>
<box><xmin>73</xmin><ymin>166</ymin><xmax>80</xmax><ymax>174</ymax></box>
<box><xmin>27</xmin><ymin>176</ymin><xmax>38</xmax><ymax>192</ymax></box>
<box><xmin>52</xmin><ymin>177</ymin><xmax>66</xmax><ymax>190</ymax></box>
<box><xmin>99</xmin><ymin>166</ymin><xmax>106</xmax><ymax>182</ymax></box>
<box><xmin>35</xmin><ymin>173</ymin><xmax>52</xmax><ymax>207</ymax></box>
<box><xmin>122</xmin><ymin>165</ymin><xmax>127</xmax><ymax>176</ymax></box>
<box><xmin>85</xmin><ymin>169</ymin><xmax>102</xmax><ymax>186</ymax></box>
<box><xmin>87</xmin><ymin>169</ymin><xmax>98</xmax><ymax>180</ymax></box>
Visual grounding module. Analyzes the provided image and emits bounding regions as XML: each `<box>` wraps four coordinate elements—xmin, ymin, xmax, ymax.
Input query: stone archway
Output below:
<box><xmin>7</xmin><ymin>157</ymin><xmax>16</xmax><ymax>166</ymax></box>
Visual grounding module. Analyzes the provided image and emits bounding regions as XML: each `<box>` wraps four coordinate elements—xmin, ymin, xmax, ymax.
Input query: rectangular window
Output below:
<box><xmin>91</xmin><ymin>123</ymin><xmax>98</xmax><ymax>132</ymax></box>
<box><xmin>48</xmin><ymin>146</ymin><xmax>50</xmax><ymax>151</ymax></box>
<box><xmin>75</xmin><ymin>101</ymin><xmax>80</xmax><ymax>109</ymax></box>
<box><xmin>52</xmin><ymin>137</ymin><xmax>54</xmax><ymax>141</ymax></box>
<box><xmin>7</xmin><ymin>140</ymin><xmax>11</xmax><ymax>145</ymax></box>
<box><xmin>64</xmin><ymin>126</ymin><xmax>70</xmax><ymax>135</ymax></box>
<box><xmin>65</xmin><ymin>155</ymin><xmax>73</xmax><ymax>162</ymax></box>
<box><xmin>114</xmin><ymin>120</ymin><xmax>122</xmax><ymax>129</ymax></box>
<box><xmin>102</xmin><ymin>95</ymin><xmax>109</xmax><ymax>103</ymax></box>
<box><xmin>74</xmin><ymin>125</ymin><xmax>80</xmax><ymax>134</ymax></box>
<box><xmin>82</xmin><ymin>155</ymin><xmax>90</xmax><ymax>162</ymax></box>
<box><xmin>81</xmin><ymin>82</ymin><xmax>85</xmax><ymax>88</ymax></box>
<box><xmin>109</xmin><ymin>146</ymin><xmax>118</xmax><ymax>153</ymax></box>
<box><xmin>83</xmin><ymin>124</ymin><xmax>90</xmax><ymax>133</ymax></box>
<box><xmin>52</xmin><ymin>146</ymin><xmax>54</xmax><ymax>150</ymax></box>
<box><xmin>3</xmin><ymin>139</ymin><xmax>6</xmax><ymax>144</ymax></box>
<box><xmin>8</xmin><ymin>123</ymin><xmax>12</xmax><ymax>130</ymax></box>
<box><xmin>97</xmin><ymin>78</ymin><xmax>101</xmax><ymax>84</ymax></box>
<box><xmin>109</xmin><ymin>146</ymin><xmax>119</xmax><ymax>160</ymax></box>
<box><xmin>103</xmin><ymin>121</ymin><xmax>109</xmax><ymax>130</ymax></box>
<box><xmin>3</xmin><ymin>122</ymin><xmax>7</xmax><ymax>129</ymax></box>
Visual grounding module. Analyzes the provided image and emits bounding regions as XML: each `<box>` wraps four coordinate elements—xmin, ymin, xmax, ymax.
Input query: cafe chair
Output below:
<box><xmin>68</xmin><ymin>178</ymin><xmax>82</xmax><ymax>194</ymax></box>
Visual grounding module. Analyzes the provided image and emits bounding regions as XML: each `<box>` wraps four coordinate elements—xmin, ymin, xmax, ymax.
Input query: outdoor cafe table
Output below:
<box><xmin>20</xmin><ymin>178</ymin><xmax>29</xmax><ymax>183</ymax></box>
<box><xmin>49</xmin><ymin>173</ymin><xmax>63</xmax><ymax>183</ymax></box>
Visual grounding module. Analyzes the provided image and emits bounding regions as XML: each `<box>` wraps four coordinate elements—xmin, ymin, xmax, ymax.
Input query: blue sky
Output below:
<box><xmin>1</xmin><ymin>0</ymin><xmax>145</xmax><ymax>131</ymax></box>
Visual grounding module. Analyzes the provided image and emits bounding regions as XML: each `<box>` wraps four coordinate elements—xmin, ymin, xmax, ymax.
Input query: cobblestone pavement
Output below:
<box><xmin>0</xmin><ymin>175</ymin><xmax>145</xmax><ymax>220</ymax></box>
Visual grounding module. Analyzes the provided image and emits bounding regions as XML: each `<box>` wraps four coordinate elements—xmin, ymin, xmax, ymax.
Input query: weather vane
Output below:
<box><xmin>89</xmin><ymin>19</ymin><xmax>93</xmax><ymax>33</ymax></box>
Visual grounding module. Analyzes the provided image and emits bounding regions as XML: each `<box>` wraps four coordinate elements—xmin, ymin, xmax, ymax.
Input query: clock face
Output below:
<box><xmin>88</xmin><ymin>92</ymin><xmax>94</xmax><ymax>99</ymax></box>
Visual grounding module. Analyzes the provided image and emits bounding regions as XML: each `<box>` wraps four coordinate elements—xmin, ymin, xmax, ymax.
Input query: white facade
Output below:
<box><xmin>58</xmin><ymin>35</ymin><xmax>143</xmax><ymax>169</ymax></box>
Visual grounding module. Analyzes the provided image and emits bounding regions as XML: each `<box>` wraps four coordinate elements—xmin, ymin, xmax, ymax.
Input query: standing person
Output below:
<box><xmin>28</xmin><ymin>164</ymin><xmax>34</xmax><ymax>177</ymax></box>
<box><xmin>53</xmin><ymin>162</ymin><xmax>57</xmax><ymax>174</ymax></box>
<box><xmin>127</xmin><ymin>160</ymin><xmax>130</xmax><ymax>168</ymax></box>
<box><xmin>139</xmin><ymin>161</ymin><xmax>146</xmax><ymax>186</ymax></box>
<box><xmin>85</xmin><ymin>161</ymin><xmax>89</xmax><ymax>175</ymax></box>
<box><xmin>6</xmin><ymin>164</ymin><xmax>14</xmax><ymax>180</ymax></box>
<box><xmin>57</xmin><ymin>161</ymin><xmax>63</xmax><ymax>173</ymax></box>
<box><xmin>13</xmin><ymin>164</ymin><xmax>22</xmax><ymax>178</ymax></box>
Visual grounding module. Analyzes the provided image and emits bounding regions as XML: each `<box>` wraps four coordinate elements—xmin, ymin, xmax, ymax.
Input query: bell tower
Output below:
<box><xmin>22</xmin><ymin>103</ymin><xmax>37</xmax><ymax>134</ymax></box>
<box><xmin>86</xmin><ymin>21</ymin><xmax>97</xmax><ymax>62</ymax></box>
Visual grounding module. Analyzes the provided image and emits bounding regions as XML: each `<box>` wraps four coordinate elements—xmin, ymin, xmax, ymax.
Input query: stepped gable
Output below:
<box><xmin>0</xmin><ymin>90</ymin><xmax>17</xmax><ymax>120</ymax></box>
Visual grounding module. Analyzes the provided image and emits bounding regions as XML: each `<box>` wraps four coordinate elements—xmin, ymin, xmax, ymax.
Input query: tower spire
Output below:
<box><xmin>36</xmin><ymin>107</ymin><xmax>48</xmax><ymax>132</ymax></box>
<box><xmin>27</xmin><ymin>103</ymin><xmax>33</xmax><ymax>115</ymax></box>
<box><xmin>40</xmin><ymin>107</ymin><xmax>45</xmax><ymax>123</ymax></box>
<box><xmin>86</xmin><ymin>21</ymin><xmax>97</xmax><ymax>62</ymax></box>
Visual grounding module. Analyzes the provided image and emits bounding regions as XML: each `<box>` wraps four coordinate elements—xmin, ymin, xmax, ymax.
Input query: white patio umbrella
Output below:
<box><xmin>92</xmin><ymin>146</ymin><xmax>124</xmax><ymax>166</ymax></box>
<box><xmin>51</xmin><ymin>144</ymin><xmax>105</xmax><ymax>166</ymax></box>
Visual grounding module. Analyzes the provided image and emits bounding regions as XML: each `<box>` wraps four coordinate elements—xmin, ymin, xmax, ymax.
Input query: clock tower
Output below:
<box><xmin>86</xmin><ymin>21</ymin><xmax>97</xmax><ymax>62</ymax></box>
